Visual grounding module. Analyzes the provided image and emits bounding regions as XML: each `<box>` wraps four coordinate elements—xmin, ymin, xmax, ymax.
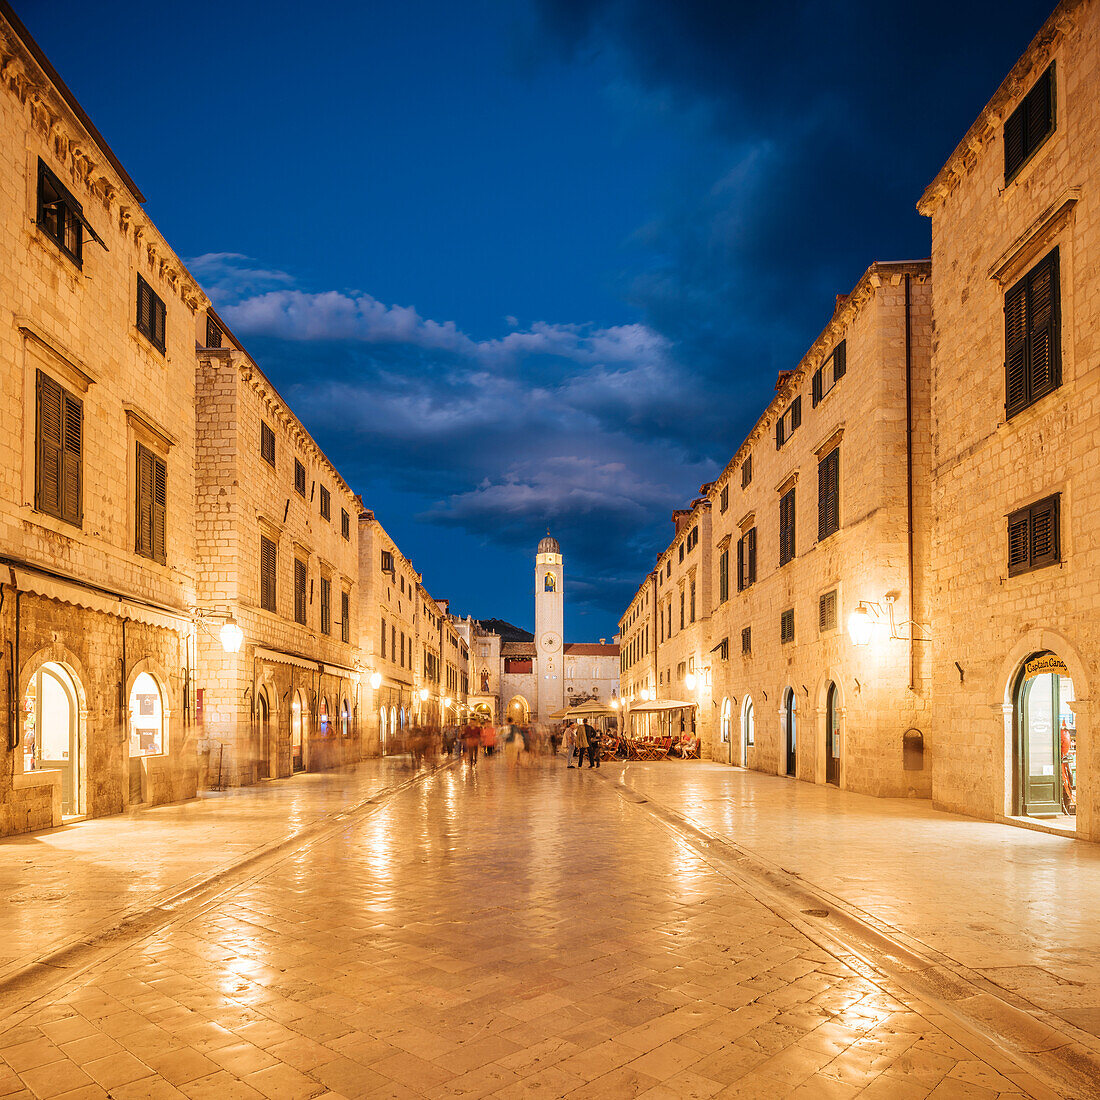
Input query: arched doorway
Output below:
<box><xmin>379</xmin><ymin>705</ymin><xmax>388</xmax><ymax>745</ymax></box>
<box><xmin>23</xmin><ymin>662</ymin><xmax>82</xmax><ymax>816</ymax></box>
<box><xmin>506</xmin><ymin>696</ymin><xmax>530</xmax><ymax>724</ymax></box>
<box><xmin>341</xmin><ymin>698</ymin><xmax>350</xmax><ymax>738</ymax></box>
<box><xmin>742</xmin><ymin>697</ymin><xmax>755</xmax><ymax>765</ymax></box>
<box><xmin>291</xmin><ymin>691</ymin><xmax>305</xmax><ymax>772</ymax></box>
<box><xmin>1014</xmin><ymin>652</ymin><xmax>1076</xmax><ymax>821</ymax></box>
<box><xmin>784</xmin><ymin>688</ymin><xmax>797</xmax><ymax>777</ymax></box>
<box><xmin>825</xmin><ymin>682</ymin><xmax>840</xmax><ymax>786</ymax></box>
<box><xmin>719</xmin><ymin>697</ymin><xmax>732</xmax><ymax>763</ymax></box>
<box><xmin>320</xmin><ymin>696</ymin><xmax>330</xmax><ymax>737</ymax></box>
<box><xmin>257</xmin><ymin>690</ymin><xmax>271</xmax><ymax>779</ymax></box>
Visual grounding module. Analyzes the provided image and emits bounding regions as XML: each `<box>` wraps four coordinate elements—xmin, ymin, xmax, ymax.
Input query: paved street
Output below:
<box><xmin>0</xmin><ymin>756</ymin><xmax>1081</xmax><ymax>1099</ymax></box>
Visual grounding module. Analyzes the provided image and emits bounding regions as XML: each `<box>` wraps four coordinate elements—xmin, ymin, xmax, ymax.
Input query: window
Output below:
<box><xmin>687</xmin><ymin>526</ymin><xmax>698</xmax><ymax>551</ymax></box>
<box><xmin>128</xmin><ymin>672</ymin><xmax>165</xmax><ymax>758</ymax></box>
<box><xmin>775</xmin><ymin>397</ymin><xmax>801</xmax><ymax>449</ymax></box>
<box><xmin>319</xmin><ymin>485</ymin><xmax>330</xmax><ymax>520</ymax></box>
<box><xmin>780</xmin><ymin>607</ymin><xmax>795</xmax><ymax>644</ymax></box>
<box><xmin>718</xmin><ymin>547</ymin><xmax>729</xmax><ymax>603</ymax></box>
<box><xmin>1008</xmin><ymin>494</ymin><xmax>1060</xmax><ymax>577</ymax></box>
<box><xmin>1005</xmin><ymin>64</ymin><xmax>1054</xmax><ymax>183</ymax></box>
<box><xmin>205</xmin><ymin>316</ymin><xmax>222</xmax><ymax>348</ymax></box>
<box><xmin>741</xmin><ymin>626</ymin><xmax>752</xmax><ymax>655</ymax></box>
<box><xmin>818</xmin><ymin>447</ymin><xmax>840</xmax><ymax>541</ymax></box>
<box><xmin>292</xmin><ymin>459</ymin><xmax>305</xmax><ymax>498</ymax></box>
<box><xmin>678</xmin><ymin>542</ymin><xmax>685</xmax><ymax>563</ymax></box>
<box><xmin>716</xmin><ymin>638</ymin><xmax>729</xmax><ymax>661</ymax></box>
<box><xmin>381</xmin><ymin>549</ymin><xmax>394</xmax><ymax>574</ymax></box>
<box><xmin>320</xmin><ymin>577</ymin><xmax>331</xmax><ymax>635</ymax></box>
<box><xmin>1005</xmin><ymin>249</ymin><xmax>1060</xmax><ymax>419</ymax></box>
<box><xmin>680</xmin><ymin>590</ymin><xmax>685</xmax><ymax>629</ymax></box>
<box><xmin>37</xmin><ymin>159</ymin><xmax>85</xmax><ymax>264</ymax></box>
<box><xmin>812</xmin><ymin>341</ymin><xmax>846</xmax><ymax>407</ymax></box>
<box><xmin>666</xmin><ymin>560</ymin><xmax>671</xmax><ymax>578</ymax></box>
<box><xmin>736</xmin><ymin>527</ymin><xmax>757</xmax><ymax>591</ymax></box>
<box><xmin>260</xmin><ymin>422</ymin><xmax>275</xmax><ymax>468</ymax></box>
<box><xmin>819</xmin><ymin>589</ymin><xmax>838</xmax><ymax>633</ymax></box>
<box><xmin>720</xmin><ymin>485</ymin><xmax>729</xmax><ymax>513</ymax></box>
<box><xmin>294</xmin><ymin>559</ymin><xmax>307</xmax><ymax>625</ymax></box>
<box><xmin>400</xmin><ymin>632</ymin><xmax>405</xmax><ymax>667</ymax></box>
<box><xmin>779</xmin><ymin>488</ymin><xmax>796</xmax><ymax>566</ymax></box>
<box><xmin>690</xmin><ymin>580</ymin><xmax>696</xmax><ymax>623</ymax></box>
<box><xmin>35</xmin><ymin>371</ymin><xmax>82</xmax><ymax>527</ymax></box>
<box><xmin>741</xmin><ymin>455</ymin><xmax>752</xmax><ymax>488</ymax></box>
<box><xmin>392</xmin><ymin>624</ymin><xmax>396</xmax><ymax>661</ymax></box>
<box><xmin>381</xmin><ymin>616</ymin><xmax>387</xmax><ymax>658</ymax></box>
<box><xmin>260</xmin><ymin>536</ymin><xmax>277</xmax><ymax>612</ymax></box>
<box><xmin>341</xmin><ymin>508</ymin><xmax>350</xmax><ymax>540</ymax></box>
<box><xmin>136</xmin><ymin>275</ymin><xmax>166</xmax><ymax>353</ymax></box>
<box><xmin>135</xmin><ymin>443</ymin><xmax>167</xmax><ymax>564</ymax></box>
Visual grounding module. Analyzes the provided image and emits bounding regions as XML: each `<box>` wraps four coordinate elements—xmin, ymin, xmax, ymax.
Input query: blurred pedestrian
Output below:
<box><xmin>482</xmin><ymin>723</ymin><xmax>498</xmax><ymax>757</ymax></box>
<box><xmin>502</xmin><ymin>721</ymin><xmax>525</xmax><ymax>774</ymax></box>
<box><xmin>584</xmin><ymin>721</ymin><xmax>601</xmax><ymax>769</ymax></box>
<box><xmin>462</xmin><ymin>720</ymin><xmax>480</xmax><ymax>765</ymax></box>
<box><xmin>563</xmin><ymin>721</ymin><xmax>577</xmax><ymax>768</ymax></box>
<box><xmin>574</xmin><ymin>721</ymin><xmax>588</xmax><ymax>767</ymax></box>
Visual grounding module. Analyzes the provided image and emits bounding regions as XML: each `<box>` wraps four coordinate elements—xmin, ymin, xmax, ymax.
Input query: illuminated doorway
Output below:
<box><xmin>784</xmin><ymin>688</ymin><xmax>796</xmax><ymax>777</ymax></box>
<box><xmin>1014</xmin><ymin>653</ymin><xmax>1076</xmax><ymax>822</ymax></box>
<box><xmin>291</xmin><ymin>691</ymin><xmax>305</xmax><ymax>772</ymax></box>
<box><xmin>257</xmin><ymin>691</ymin><xmax>271</xmax><ymax>779</ymax></box>
<box><xmin>23</xmin><ymin>663</ymin><xmax>82</xmax><ymax>816</ymax></box>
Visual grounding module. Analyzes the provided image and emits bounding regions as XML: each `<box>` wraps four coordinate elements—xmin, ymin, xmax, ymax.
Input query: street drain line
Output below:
<box><xmin>0</xmin><ymin>760</ymin><xmax>457</xmax><ymax>1021</ymax></box>
<box><xmin>603</xmin><ymin>772</ymin><xmax>1097</xmax><ymax>1100</ymax></box>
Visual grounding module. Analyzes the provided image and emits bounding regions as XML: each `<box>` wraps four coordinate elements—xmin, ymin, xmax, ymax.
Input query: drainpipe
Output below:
<box><xmin>904</xmin><ymin>273</ymin><xmax>915</xmax><ymax>694</ymax></box>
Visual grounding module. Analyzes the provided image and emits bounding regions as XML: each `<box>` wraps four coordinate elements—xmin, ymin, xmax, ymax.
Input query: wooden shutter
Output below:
<box><xmin>1028</xmin><ymin>249</ymin><xmax>1059</xmax><ymax>402</ymax></box>
<box><xmin>775</xmin><ymin>417</ymin><xmax>783</xmax><ymax>449</ymax></box>
<box><xmin>294</xmin><ymin>559</ymin><xmax>307</xmax><ymax>624</ymax></box>
<box><xmin>36</xmin><ymin>371</ymin><xmax>63</xmax><ymax>519</ymax></box>
<box><xmin>818</xmin><ymin>448</ymin><xmax>839</xmax><ymax>541</ymax></box>
<box><xmin>137</xmin><ymin>277</ymin><xmax>152</xmax><ymax>336</ymax></box>
<box><xmin>60</xmin><ymin>391</ymin><xmax>82</xmax><ymax>525</ymax></box>
<box><xmin>1007</xmin><ymin>508</ymin><xmax>1030</xmax><ymax>575</ymax></box>
<box><xmin>791</xmin><ymin>396</ymin><xmax>801</xmax><ymax>430</ymax></box>
<box><xmin>780</xmin><ymin>608</ymin><xmax>794</xmax><ymax>644</ymax></box>
<box><xmin>136</xmin><ymin>444</ymin><xmax>154</xmax><ymax>558</ymax></box>
<box><xmin>1029</xmin><ymin>495</ymin><xmax>1060</xmax><ymax>570</ymax></box>
<box><xmin>153</xmin><ymin>295</ymin><xmax>165</xmax><ymax>350</ymax></box>
<box><xmin>1004</xmin><ymin>104</ymin><xmax>1026</xmax><ymax>180</ymax></box>
<box><xmin>719</xmin><ymin>549</ymin><xmax>728</xmax><ymax>603</ymax></box>
<box><xmin>320</xmin><ymin>577</ymin><xmax>331</xmax><ymax>634</ymax></box>
<box><xmin>341</xmin><ymin>591</ymin><xmax>350</xmax><ymax>642</ymax></box>
<box><xmin>741</xmin><ymin>455</ymin><xmax>751</xmax><ymax>487</ymax></box>
<box><xmin>260</xmin><ymin>422</ymin><xmax>275</xmax><ymax>467</ymax></box>
<box><xmin>152</xmin><ymin>452</ymin><xmax>166</xmax><ymax>563</ymax></box>
<box><xmin>260</xmin><ymin>536</ymin><xmax>277</xmax><ymax>611</ymax></box>
<box><xmin>1004</xmin><ymin>277</ymin><xmax>1029</xmax><ymax>416</ymax></box>
<box><xmin>832</xmin><ymin>341</ymin><xmax>846</xmax><ymax>380</ymax></box>
<box><xmin>780</xmin><ymin>490</ymin><xmax>795</xmax><ymax>565</ymax></box>
<box><xmin>736</xmin><ymin>536</ymin><xmax>745</xmax><ymax>592</ymax></box>
<box><xmin>812</xmin><ymin>367</ymin><xmax>822</xmax><ymax>407</ymax></box>
<box><xmin>746</xmin><ymin>527</ymin><xmax>757</xmax><ymax>585</ymax></box>
<box><xmin>819</xmin><ymin>590</ymin><xmax>837</xmax><ymax>633</ymax></box>
<box><xmin>381</xmin><ymin>616</ymin><xmax>386</xmax><ymax>657</ymax></box>
<box><xmin>741</xmin><ymin>627</ymin><xmax>751</xmax><ymax>654</ymax></box>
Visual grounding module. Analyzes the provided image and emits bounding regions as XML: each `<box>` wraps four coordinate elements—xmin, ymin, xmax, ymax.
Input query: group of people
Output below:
<box><xmin>562</xmin><ymin>719</ymin><xmax>603</xmax><ymax>769</ymax></box>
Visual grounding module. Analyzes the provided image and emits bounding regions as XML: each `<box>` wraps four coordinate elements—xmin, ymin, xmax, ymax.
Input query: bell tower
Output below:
<box><xmin>535</xmin><ymin>533</ymin><xmax>564</xmax><ymax>721</ymax></box>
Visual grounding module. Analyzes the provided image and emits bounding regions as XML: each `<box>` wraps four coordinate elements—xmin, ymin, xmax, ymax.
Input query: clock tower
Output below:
<box><xmin>535</xmin><ymin>533</ymin><xmax>565</xmax><ymax>721</ymax></box>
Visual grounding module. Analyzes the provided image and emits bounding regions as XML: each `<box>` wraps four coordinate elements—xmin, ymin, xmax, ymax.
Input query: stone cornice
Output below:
<box><xmin>916</xmin><ymin>0</ymin><xmax>1082</xmax><ymax>217</ymax></box>
<box><xmin>0</xmin><ymin>14</ymin><xmax>208</xmax><ymax>314</ymax></box>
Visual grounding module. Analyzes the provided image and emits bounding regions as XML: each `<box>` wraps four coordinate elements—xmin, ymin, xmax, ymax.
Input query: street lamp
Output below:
<box><xmin>685</xmin><ymin>672</ymin><xmax>697</xmax><ymax>691</ymax></box>
<box><xmin>369</xmin><ymin>671</ymin><xmax>382</xmax><ymax>690</ymax></box>
<box><xmin>419</xmin><ymin>688</ymin><xmax>429</xmax><ymax>702</ymax></box>
<box><xmin>218</xmin><ymin>616</ymin><xmax>244</xmax><ymax>653</ymax></box>
<box><xmin>847</xmin><ymin>604</ymin><xmax>875</xmax><ymax>646</ymax></box>
<box><xmin>444</xmin><ymin>696</ymin><xmax>452</xmax><ymax>709</ymax></box>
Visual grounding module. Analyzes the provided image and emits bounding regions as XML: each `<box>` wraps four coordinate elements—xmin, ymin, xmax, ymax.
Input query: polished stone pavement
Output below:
<box><xmin>0</xmin><ymin>757</ymin><xmax>1082</xmax><ymax>1098</ymax></box>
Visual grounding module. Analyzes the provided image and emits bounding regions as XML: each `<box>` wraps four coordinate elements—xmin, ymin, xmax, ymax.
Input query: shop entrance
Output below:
<box><xmin>784</xmin><ymin>689</ymin><xmax>797</xmax><ymax>777</ymax></box>
<box><xmin>257</xmin><ymin>692</ymin><xmax>271</xmax><ymax>779</ymax></box>
<box><xmin>825</xmin><ymin>682</ymin><xmax>840</xmax><ymax>786</ymax></box>
<box><xmin>23</xmin><ymin>663</ymin><xmax>81</xmax><ymax>816</ymax></box>
<box><xmin>1014</xmin><ymin>653</ymin><xmax>1075</xmax><ymax>821</ymax></box>
<box><xmin>291</xmin><ymin>691</ymin><xmax>305</xmax><ymax>772</ymax></box>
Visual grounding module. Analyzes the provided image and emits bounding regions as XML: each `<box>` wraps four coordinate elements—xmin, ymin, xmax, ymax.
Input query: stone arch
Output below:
<box><xmin>812</xmin><ymin>668</ymin><xmax>847</xmax><ymax>785</ymax></box>
<box><xmin>506</xmin><ymin>695</ymin><xmax>530</xmax><ymax>724</ymax></box>
<box><xmin>778</xmin><ymin>685</ymin><xmax>798</xmax><ymax>778</ymax></box>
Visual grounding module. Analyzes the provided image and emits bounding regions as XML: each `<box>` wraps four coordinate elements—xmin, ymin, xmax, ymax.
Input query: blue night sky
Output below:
<box><xmin>24</xmin><ymin>0</ymin><xmax>1052</xmax><ymax>640</ymax></box>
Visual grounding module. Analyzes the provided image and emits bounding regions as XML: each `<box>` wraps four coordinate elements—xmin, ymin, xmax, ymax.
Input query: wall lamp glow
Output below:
<box><xmin>418</xmin><ymin>688</ymin><xmax>429</xmax><ymax>702</ymax></box>
<box><xmin>685</xmin><ymin>672</ymin><xmax>698</xmax><ymax>691</ymax></box>
<box><xmin>847</xmin><ymin>603</ymin><xmax>877</xmax><ymax>646</ymax></box>
<box><xmin>369</xmin><ymin>671</ymin><xmax>382</xmax><ymax>690</ymax></box>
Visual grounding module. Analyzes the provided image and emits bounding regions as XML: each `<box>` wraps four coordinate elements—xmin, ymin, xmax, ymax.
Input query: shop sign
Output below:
<box><xmin>1024</xmin><ymin>654</ymin><xmax>1069</xmax><ymax>680</ymax></box>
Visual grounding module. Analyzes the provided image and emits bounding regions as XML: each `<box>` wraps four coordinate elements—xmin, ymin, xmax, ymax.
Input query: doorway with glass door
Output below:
<box><xmin>825</xmin><ymin>682</ymin><xmax>840</xmax><ymax>786</ymax></box>
<box><xmin>784</xmin><ymin>689</ymin><xmax>796</xmax><ymax>777</ymax></box>
<box><xmin>23</xmin><ymin>662</ymin><xmax>83</xmax><ymax>817</ymax></box>
<box><xmin>1014</xmin><ymin>653</ymin><xmax>1076</xmax><ymax>826</ymax></box>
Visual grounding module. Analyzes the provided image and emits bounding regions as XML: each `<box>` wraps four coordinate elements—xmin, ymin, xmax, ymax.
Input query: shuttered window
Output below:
<box><xmin>135</xmin><ymin>443</ymin><xmax>167</xmax><ymax>564</ymax></box>
<box><xmin>779</xmin><ymin>488</ymin><xmax>796</xmax><ymax>566</ymax></box>
<box><xmin>136</xmin><ymin>275</ymin><xmax>166</xmax><ymax>353</ymax></box>
<box><xmin>737</xmin><ymin>527</ymin><xmax>757</xmax><ymax>591</ymax></box>
<box><xmin>37</xmin><ymin>159</ymin><xmax>83</xmax><ymax>265</ymax></box>
<box><xmin>718</xmin><ymin>547</ymin><xmax>729</xmax><ymax>603</ymax></box>
<box><xmin>205</xmin><ymin>316</ymin><xmax>223</xmax><ymax>348</ymax></box>
<box><xmin>381</xmin><ymin>616</ymin><xmax>387</xmax><ymax>657</ymax></box>
<box><xmin>35</xmin><ymin>371</ymin><xmax>82</xmax><ymax>527</ymax></box>
<box><xmin>381</xmin><ymin>549</ymin><xmax>394</xmax><ymax>574</ymax></box>
<box><xmin>341</xmin><ymin>591</ymin><xmax>350</xmax><ymax>643</ymax></box>
<box><xmin>1005</xmin><ymin>249</ymin><xmax>1060</xmax><ymax>419</ymax></box>
<box><xmin>1007</xmin><ymin>494</ymin><xmax>1060</xmax><ymax>577</ymax></box>
<box><xmin>741</xmin><ymin>455</ymin><xmax>752</xmax><ymax>487</ymax></box>
<box><xmin>775</xmin><ymin>397</ymin><xmax>801</xmax><ymax>449</ymax></box>
<box><xmin>720</xmin><ymin>485</ymin><xmax>728</xmax><ymax>513</ymax></box>
<box><xmin>812</xmin><ymin>341</ymin><xmax>847</xmax><ymax>407</ymax></box>
<box><xmin>819</xmin><ymin>589</ymin><xmax>838</xmax><ymax>633</ymax></box>
<box><xmin>320</xmin><ymin>577</ymin><xmax>331</xmax><ymax>635</ymax></box>
<box><xmin>319</xmin><ymin>485</ymin><xmax>330</xmax><ymax>520</ymax></box>
<box><xmin>780</xmin><ymin>608</ymin><xmax>795</xmax><ymax>645</ymax></box>
<box><xmin>1004</xmin><ymin>65</ymin><xmax>1054</xmax><ymax>183</ymax></box>
<box><xmin>294</xmin><ymin>458</ymin><xmax>306</xmax><ymax>497</ymax></box>
<box><xmin>741</xmin><ymin>627</ymin><xmax>751</xmax><ymax>655</ymax></box>
<box><xmin>260</xmin><ymin>535</ymin><xmax>277</xmax><ymax>612</ymax></box>
<box><xmin>294</xmin><ymin>559</ymin><xmax>307</xmax><ymax>625</ymax></box>
<box><xmin>818</xmin><ymin>447</ymin><xmax>840</xmax><ymax>540</ymax></box>
<box><xmin>260</xmin><ymin>422</ymin><xmax>275</xmax><ymax>467</ymax></box>
<box><xmin>341</xmin><ymin>508</ymin><xmax>350</xmax><ymax>540</ymax></box>
<box><xmin>690</xmin><ymin>580</ymin><xmax>696</xmax><ymax>623</ymax></box>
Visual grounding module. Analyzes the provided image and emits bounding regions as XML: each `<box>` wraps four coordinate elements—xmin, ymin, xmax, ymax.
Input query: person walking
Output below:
<box><xmin>462</xmin><ymin>720</ymin><xmax>480</xmax><ymax>765</ymax></box>
<box><xmin>574</xmin><ymin>721</ymin><xmax>588</xmax><ymax>768</ymax></box>
<box><xmin>583</xmin><ymin>721</ymin><xmax>601</xmax><ymax>768</ymax></box>
<box><xmin>563</xmin><ymin>721</ymin><xmax>577</xmax><ymax>768</ymax></box>
<box><xmin>502</xmin><ymin>721</ymin><xmax>525</xmax><ymax>774</ymax></box>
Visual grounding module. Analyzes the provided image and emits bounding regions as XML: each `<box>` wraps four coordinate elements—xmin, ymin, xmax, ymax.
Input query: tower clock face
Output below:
<box><xmin>540</xmin><ymin>632</ymin><xmax>561</xmax><ymax>652</ymax></box>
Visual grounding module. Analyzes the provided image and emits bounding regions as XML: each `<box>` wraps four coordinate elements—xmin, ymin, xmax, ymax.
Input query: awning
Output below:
<box><xmin>549</xmin><ymin>707</ymin><xmax>573</xmax><ymax>719</ymax></box>
<box><xmin>629</xmin><ymin>699</ymin><xmax>697</xmax><ymax>713</ymax></box>
<box><xmin>567</xmin><ymin>701</ymin><xmax>616</xmax><ymax>717</ymax></box>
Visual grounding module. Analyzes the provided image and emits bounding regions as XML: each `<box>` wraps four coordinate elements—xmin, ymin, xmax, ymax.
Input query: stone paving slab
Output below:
<box><xmin>0</xmin><ymin>758</ymin><xmax>1069</xmax><ymax>1099</ymax></box>
<box><xmin>603</xmin><ymin>761</ymin><xmax>1100</xmax><ymax>1044</ymax></box>
<box><xmin>0</xmin><ymin>758</ymin><xmax>426</xmax><ymax>982</ymax></box>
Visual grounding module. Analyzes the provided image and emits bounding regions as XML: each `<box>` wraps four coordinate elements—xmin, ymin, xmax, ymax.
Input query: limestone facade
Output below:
<box><xmin>621</xmin><ymin>263</ymin><xmax>934</xmax><ymax>799</ymax></box>
<box><xmin>918</xmin><ymin>0</ymin><xmax>1100</xmax><ymax>838</ymax></box>
<box><xmin>194</xmin><ymin>320</ymin><xmax>363</xmax><ymax>788</ymax></box>
<box><xmin>0</xmin><ymin>7</ymin><xmax>207</xmax><ymax>834</ymax></box>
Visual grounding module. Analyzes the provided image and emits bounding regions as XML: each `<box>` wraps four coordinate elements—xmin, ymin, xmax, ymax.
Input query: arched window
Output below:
<box><xmin>544</xmin><ymin>573</ymin><xmax>556</xmax><ymax>592</ymax></box>
<box><xmin>720</xmin><ymin>697</ymin><xmax>731</xmax><ymax>743</ymax></box>
<box><xmin>379</xmin><ymin>706</ymin><xmax>388</xmax><ymax>740</ymax></box>
<box><xmin>128</xmin><ymin>671</ymin><xmax>165</xmax><ymax>757</ymax></box>
<box><xmin>341</xmin><ymin>698</ymin><xmax>350</xmax><ymax>737</ymax></box>
<box><xmin>320</xmin><ymin>696</ymin><xmax>329</xmax><ymax>736</ymax></box>
<box><xmin>742</xmin><ymin>696</ymin><xmax>755</xmax><ymax>748</ymax></box>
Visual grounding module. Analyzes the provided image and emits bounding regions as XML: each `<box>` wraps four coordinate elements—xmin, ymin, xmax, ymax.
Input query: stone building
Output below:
<box><xmin>195</xmin><ymin>312</ymin><xmax>363</xmax><ymax>787</ymax></box>
<box><xmin>918</xmin><ymin>0</ymin><xmax>1099</xmax><ymax>838</ymax></box>
<box><xmin>0</xmin><ymin>6</ymin><xmax>211</xmax><ymax>836</ymax></box>
<box><xmin>621</xmin><ymin>262</ymin><xmax>934</xmax><ymax>799</ymax></box>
